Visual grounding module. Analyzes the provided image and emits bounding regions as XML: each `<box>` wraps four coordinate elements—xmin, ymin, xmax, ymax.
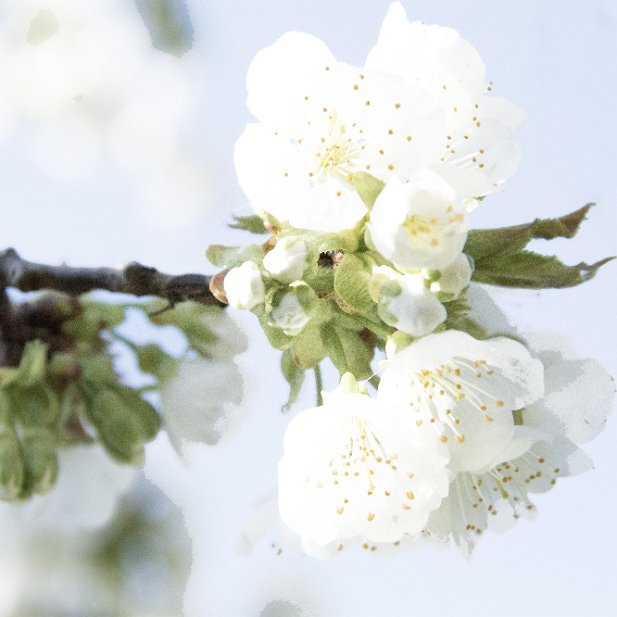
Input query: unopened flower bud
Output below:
<box><xmin>263</xmin><ymin>236</ymin><xmax>309</xmax><ymax>283</ymax></box>
<box><xmin>0</xmin><ymin>426</ymin><xmax>25</xmax><ymax>501</ymax></box>
<box><xmin>427</xmin><ymin>254</ymin><xmax>473</xmax><ymax>299</ymax></box>
<box><xmin>21</xmin><ymin>432</ymin><xmax>59</xmax><ymax>495</ymax></box>
<box><xmin>270</xmin><ymin>293</ymin><xmax>310</xmax><ymax>336</ymax></box>
<box><xmin>224</xmin><ymin>261</ymin><xmax>265</xmax><ymax>309</ymax></box>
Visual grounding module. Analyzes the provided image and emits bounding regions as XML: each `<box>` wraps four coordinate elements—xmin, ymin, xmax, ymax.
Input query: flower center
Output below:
<box><xmin>407</xmin><ymin>357</ymin><xmax>508</xmax><ymax>443</ymax></box>
<box><xmin>310</xmin><ymin>114</ymin><xmax>361</xmax><ymax>181</ymax></box>
<box><xmin>403</xmin><ymin>209</ymin><xmax>463</xmax><ymax>248</ymax></box>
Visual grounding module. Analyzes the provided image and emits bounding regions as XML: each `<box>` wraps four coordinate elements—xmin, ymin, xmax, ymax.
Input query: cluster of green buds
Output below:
<box><xmin>0</xmin><ymin>290</ymin><xmax>241</xmax><ymax>503</ymax></box>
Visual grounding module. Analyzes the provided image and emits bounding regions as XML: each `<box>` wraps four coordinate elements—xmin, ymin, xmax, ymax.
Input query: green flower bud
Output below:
<box><xmin>135</xmin><ymin>344</ymin><xmax>177</xmax><ymax>381</ymax></box>
<box><xmin>88</xmin><ymin>388</ymin><xmax>159</xmax><ymax>464</ymax></box>
<box><xmin>21</xmin><ymin>432</ymin><xmax>59</xmax><ymax>495</ymax></box>
<box><xmin>16</xmin><ymin>384</ymin><xmax>61</xmax><ymax>428</ymax></box>
<box><xmin>15</xmin><ymin>340</ymin><xmax>48</xmax><ymax>387</ymax></box>
<box><xmin>0</xmin><ymin>426</ymin><xmax>25</xmax><ymax>501</ymax></box>
<box><xmin>98</xmin><ymin>414</ymin><xmax>145</xmax><ymax>465</ymax></box>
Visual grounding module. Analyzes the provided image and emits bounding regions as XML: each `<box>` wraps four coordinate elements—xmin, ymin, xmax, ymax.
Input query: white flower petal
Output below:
<box><xmin>246</xmin><ymin>32</ymin><xmax>336</xmax><ymax>135</ymax></box>
<box><xmin>523</xmin><ymin>334</ymin><xmax>615</xmax><ymax>444</ymax></box>
<box><xmin>161</xmin><ymin>357</ymin><xmax>244</xmax><ymax>453</ymax></box>
<box><xmin>366</xmin><ymin>3</ymin><xmax>486</xmax><ymax>100</ymax></box>
<box><xmin>278</xmin><ymin>391</ymin><xmax>449</xmax><ymax>557</ymax></box>
<box><xmin>224</xmin><ymin>261</ymin><xmax>265</xmax><ymax>310</ymax></box>
<box><xmin>263</xmin><ymin>237</ymin><xmax>309</xmax><ymax>283</ymax></box>
<box><xmin>378</xmin><ymin>330</ymin><xmax>544</xmax><ymax>474</ymax></box>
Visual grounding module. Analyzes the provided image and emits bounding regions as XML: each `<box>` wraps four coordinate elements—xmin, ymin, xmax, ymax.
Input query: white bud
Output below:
<box><xmin>366</xmin><ymin>169</ymin><xmax>468</xmax><ymax>271</ymax></box>
<box><xmin>262</xmin><ymin>236</ymin><xmax>309</xmax><ymax>283</ymax></box>
<box><xmin>429</xmin><ymin>254</ymin><xmax>473</xmax><ymax>298</ymax></box>
<box><xmin>224</xmin><ymin>261</ymin><xmax>265</xmax><ymax>310</ymax></box>
<box><xmin>368</xmin><ymin>265</ymin><xmax>400</xmax><ymax>302</ymax></box>
<box><xmin>270</xmin><ymin>293</ymin><xmax>310</xmax><ymax>336</ymax></box>
<box><xmin>377</xmin><ymin>272</ymin><xmax>447</xmax><ymax>337</ymax></box>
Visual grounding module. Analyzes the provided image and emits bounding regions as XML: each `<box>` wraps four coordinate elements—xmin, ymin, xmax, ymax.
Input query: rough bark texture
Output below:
<box><xmin>0</xmin><ymin>248</ymin><xmax>221</xmax><ymax>305</ymax></box>
<box><xmin>0</xmin><ymin>248</ymin><xmax>224</xmax><ymax>366</ymax></box>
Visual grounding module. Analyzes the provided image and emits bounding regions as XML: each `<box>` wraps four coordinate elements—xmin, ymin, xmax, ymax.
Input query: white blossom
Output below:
<box><xmin>278</xmin><ymin>381</ymin><xmax>449</xmax><ymax>557</ymax></box>
<box><xmin>426</xmin><ymin>334</ymin><xmax>614</xmax><ymax>555</ymax></box>
<box><xmin>224</xmin><ymin>261</ymin><xmax>265</xmax><ymax>310</ymax></box>
<box><xmin>371</xmin><ymin>266</ymin><xmax>447</xmax><ymax>337</ymax></box>
<box><xmin>366</xmin><ymin>169</ymin><xmax>468</xmax><ymax>271</ymax></box>
<box><xmin>366</xmin><ymin>2</ymin><xmax>526</xmax><ymax>199</ymax></box>
<box><xmin>270</xmin><ymin>293</ymin><xmax>310</xmax><ymax>336</ymax></box>
<box><xmin>235</xmin><ymin>31</ymin><xmax>446</xmax><ymax>232</ymax></box>
<box><xmin>426</xmin><ymin>253</ymin><xmax>473</xmax><ymax>298</ymax></box>
<box><xmin>378</xmin><ymin>330</ymin><xmax>544</xmax><ymax>474</ymax></box>
<box><xmin>160</xmin><ymin>356</ymin><xmax>244</xmax><ymax>454</ymax></box>
<box><xmin>262</xmin><ymin>237</ymin><xmax>309</xmax><ymax>283</ymax></box>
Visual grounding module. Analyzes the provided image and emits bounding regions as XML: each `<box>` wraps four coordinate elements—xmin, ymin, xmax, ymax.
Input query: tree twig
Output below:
<box><xmin>0</xmin><ymin>248</ymin><xmax>223</xmax><ymax>307</ymax></box>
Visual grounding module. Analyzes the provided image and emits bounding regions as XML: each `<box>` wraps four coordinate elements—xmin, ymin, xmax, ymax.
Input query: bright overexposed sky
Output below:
<box><xmin>1</xmin><ymin>1</ymin><xmax>616</xmax><ymax>616</ymax></box>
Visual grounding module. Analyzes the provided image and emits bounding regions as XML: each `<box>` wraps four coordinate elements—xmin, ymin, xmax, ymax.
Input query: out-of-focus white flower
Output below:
<box><xmin>366</xmin><ymin>169</ymin><xmax>467</xmax><ymax>271</ymax></box>
<box><xmin>196</xmin><ymin>309</ymin><xmax>248</xmax><ymax>363</ymax></box>
<box><xmin>366</xmin><ymin>2</ymin><xmax>526</xmax><ymax>199</ymax></box>
<box><xmin>20</xmin><ymin>443</ymin><xmax>137</xmax><ymax>531</ymax></box>
<box><xmin>426</xmin><ymin>253</ymin><xmax>473</xmax><ymax>298</ymax></box>
<box><xmin>224</xmin><ymin>261</ymin><xmax>265</xmax><ymax>310</ymax></box>
<box><xmin>0</xmin><ymin>0</ymin><xmax>210</xmax><ymax>229</ymax></box>
<box><xmin>426</xmin><ymin>334</ymin><xmax>614</xmax><ymax>556</ymax></box>
<box><xmin>235</xmin><ymin>31</ymin><xmax>445</xmax><ymax>232</ymax></box>
<box><xmin>371</xmin><ymin>267</ymin><xmax>447</xmax><ymax>337</ymax></box>
<box><xmin>263</xmin><ymin>237</ymin><xmax>309</xmax><ymax>283</ymax></box>
<box><xmin>270</xmin><ymin>293</ymin><xmax>310</xmax><ymax>336</ymax></box>
<box><xmin>160</xmin><ymin>356</ymin><xmax>244</xmax><ymax>454</ymax></box>
<box><xmin>278</xmin><ymin>379</ymin><xmax>449</xmax><ymax>558</ymax></box>
<box><xmin>378</xmin><ymin>330</ymin><xmax>544</xmax><ymax>474</ymax></box>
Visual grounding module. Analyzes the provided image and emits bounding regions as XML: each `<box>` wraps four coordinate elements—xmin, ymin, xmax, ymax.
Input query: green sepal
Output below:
<box><xmin>20</xmin><ymin>432</ymin><xmax>58</xmax><ymax>496</ymax></box>
<box><xmin>334</xmin><ymin>253</ymin><xmax>378</xmax><ymax>317</ymax></box>
<box><xmin>443</xmin><ymin>294</ymin><xmax>488</xmax><ymax>339</ymax></box>
<box><xmin>352</xmin><ymin>172</ymin><xmax>384</xmax><ymax>209</ymax></box>
<box><xmin>285</xmin><ymin>229</ymin><xmax>360</xmax><ymax>254</ymax></box>
<box><xmin>322</xmin><ymin>324</ymin><xmax>374</xmax><ymax>380</ymax></box>
<box><xmin>280</xmin><ymin>351</ymin><xmax>305</xmax><ymax>411</ymax></box>
<box><xmin>303</xmin><ymin>259</ymin><xmax>335</xmax><ymax>296</ymax></box>
<box><xmin>229</xmin><ymin>214</ymin><xmax>267</xmax><ymax>234</ymax></box>
<box><xmin>206</xmin><ymin>244</ymin><xmax>264</xmax><ymax>269</ymax></box>
<box><xmin>0</xmin><ymin>425</ymin><xmax>25</xmax><ymax>501</ymax></box>
<box><xmin>290</xmin><ymin>322</ymin><xmax>327</xmax><ymax>368</ymax></box>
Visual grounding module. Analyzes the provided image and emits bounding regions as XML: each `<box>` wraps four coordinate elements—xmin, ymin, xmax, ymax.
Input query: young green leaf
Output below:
<box><xmin>229</xmin><ymin>214</ymin><xmax>268</xmax><ymax>234</ymax></box>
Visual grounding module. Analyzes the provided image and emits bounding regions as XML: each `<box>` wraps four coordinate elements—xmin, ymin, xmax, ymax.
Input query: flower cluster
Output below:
<box><xmin>210</xmin><ymin>3</ymin><xmax>614</xmax><ymax>557</ymax></box>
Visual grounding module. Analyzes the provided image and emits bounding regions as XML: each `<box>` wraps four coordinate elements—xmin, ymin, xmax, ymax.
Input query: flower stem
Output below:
<box><xmin>314</xmin><ymin>364</ymin><xmax>323</xmax><ymax>407</ymax></box>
